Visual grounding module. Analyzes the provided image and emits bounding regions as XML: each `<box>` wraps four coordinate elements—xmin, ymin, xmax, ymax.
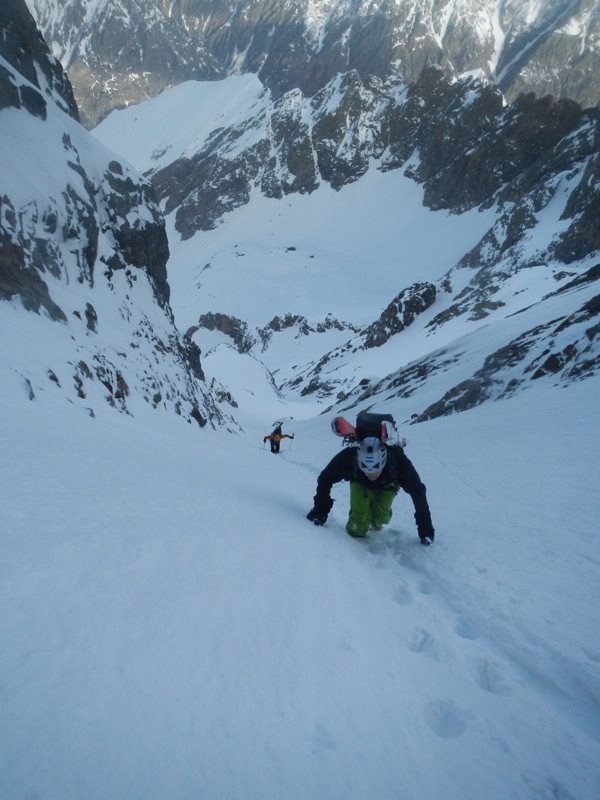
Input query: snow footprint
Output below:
<box><xmin>367</xmin><ymin>538</ymin><xmax>388</xmax><ymax>556</ymax></box>
<box><xmin>520</xmin><ymin>773</ymin><xmax>578</xmax><ymax>800</ymax></box>
<box><xmin>453</xmin><ymin>615</ymin><xmax>482</xmax><ymax>640</ymax></box>
<box><xmin>425</xmin><ymin>700</ymin><xmax>471</xmax><ymax>739</ymax></box>
<box><xmin>368</xmin><ymin>533</ymin><xmax>405</xmax><ymax>562</ymax></box>
<box><xmin>417</xmin><ymin>577</ymin><xmax>434</xmax><ymax>595</ymax></box>
<box><xmin>474</xmin><ymin>659</ymin><xmax>512</xmax><ymax>696</ymax></box>
<box><xmin>311</xmin><ymin>722</ymin><xmax>337</xmax><ymax>755</ymax></box>
<box><xmin>366</xmin><ymin>538</ymin><xmax>390</xmax><ymax>569</ymax></box>
<box><xmin>408</xmin><ymin>627</ymin><xmax>437</xmax><ymax>657</ymax></box>
<box><xmin>391</xmin><ymin>581</ymin><xmax>413</xmax><ymax>606</ymax></box>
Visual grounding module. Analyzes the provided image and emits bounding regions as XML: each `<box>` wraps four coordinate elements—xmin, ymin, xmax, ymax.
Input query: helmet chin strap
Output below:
<box><xmin>364</xmin><ymin>470</ymin><xmax>383</xmax><ymax>481</ymax></box>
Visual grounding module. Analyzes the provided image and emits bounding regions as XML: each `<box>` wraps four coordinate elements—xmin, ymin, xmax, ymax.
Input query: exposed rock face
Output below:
<box><xmin>498</xmin><ymin>0</ymin><xmax>600</xmax><ymax>111</ymax></box>
<box><xmin>417</xmin><ymin>92</ymin><xmax>587</xmax><ymax>212</ymax></box>
<box><xmin>259</xmin><ymin>313</ymin><xmax>358</xmax><ymax>350</ymax></box>
<box><xmin>93</xmin><ymin>58</ymin><xmax>600</xmax><ymax>417</ymax></box>
<box><xmin>27</xmin><ymin>0</ymin><xmax>223</xmax><ymax>128</ymax></box>
<box><xmin>29</xmin><ymin>0</ymin><xmax>600</xmax><ymax>128</ymax></box>
<box><xmin>313</xmin><ymin>263</ymin><xmax>599</xmax><ymax>422</ymax></box>
<box><xmin>0</xmin><ymin>117</ymin><xmax>169</xmax><ymax>317</ymax></box>
<box><xmin>273</xmin><ymin>283</ymin><xmax>440</xmax><ymax>401</ymax></box>
<box><xmin>0</xmin><ymin>0</ymin><xmax>231</xmax><ymax>428</ymax></box>
<box><xmin>189</xmin><ymin>311</ymin><xmax>359</xmax><ymax>355</ymax></box>
<box><xmin>135</xmin><ymin>68</ymin><xmax>599</xmax><ymax>260</ymax></box>
<box><xmin>361</xmin><ymin>283</ymin><xmax>438</xmax><ymax>350</ymax></box>
<box><xmin>189</xmin><ymin>313</ymin><xmax>255</xmax><ymax>354</ymax></box>
<box><xmin>102</xmin><ymin>160</ymin><xmax>171</xmax><ymax>307</ymax></box>
<box><xmin>0</xmin><ymin>214</ymin><xmax>67</xmax><ymax>321</ymax></box>
<box><xmin>21</xmin><ymin>0</ymin><xmax>600</xmax><ymax>422</ymax></box>
<box><xmin>0</xmin><ymin>0</ymin><xmax>78</xmax><ymax>120</ymax></box>
<box><xmin>143</xmin><ymin>72</ymin><xmax>408</xmax><ymax>236</ymax></box>
<box><xmin>417</xmin><ymin>267</ymin><xmax>600</xmax><ymax>420</ymax></box>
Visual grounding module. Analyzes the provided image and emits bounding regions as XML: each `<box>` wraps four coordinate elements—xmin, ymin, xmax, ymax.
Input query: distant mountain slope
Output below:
<box><xmin>1</xmin><ymin>0</ymin><xmax>233</xmax><ymax>429</ymax></box>
<box><xmin>94</xmin><ymin>68</ymin><xmax>600</xmax><ymax>267</ymax></box>
<box><xmin>28</xmin><ymin>0</ymin><xmax>600</xmax><ymax>127</ymax></box>
<box><xmin>93</xmin><ymin>70</ymin><xmax>600</xmax><ymax>420</ymax></box>
<box><xmin>26</xmin><ymin>0</ymin><xmax>224</xmax><ymax>127</ymax></box>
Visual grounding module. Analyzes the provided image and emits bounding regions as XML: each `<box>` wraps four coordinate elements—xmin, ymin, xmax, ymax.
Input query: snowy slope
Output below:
<box><xmin>92</xmin><ymin>76</ymin><xmax>497</xmax><ymax>350</ymax></box>
<box><xmin>28</xmin><ymin>0</ymin><xmax>600</xmax><ymax>124</ymax></box>
<box><xmin>3</xmin><ymin>9</ymin><xmax>599</xmax><ymax>798</ymax></box>
<box><xmin>1</xmin><ymin>359</ymin><xmax>599</xmax><ymax>800</ymax></box>
<box><xmin>0</xmin><ymin>42</ymin><xmax>230</xmax><ymax>428</ymax></box>
<box><xmin>25</xmin><ymin>0</ymin><xmax>222</xmax><ymax>126</ymax></box>
<box><xmin>92</xmin><ymin>75</ymin><xmax>599</xmax><ymax>420</ymax></box>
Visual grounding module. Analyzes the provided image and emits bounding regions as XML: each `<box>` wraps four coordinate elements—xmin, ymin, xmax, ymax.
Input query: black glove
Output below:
<box><xmin>292</xmin><ymin>434</ymin><xmax>295</xmax><ymax>439</ymax></box>
<box><xmin>263</xmin><ymin>437</ymin><xmax>267</xmax><ymax>443</ymax></box>
<box><xmin>307</xmin><ymin>495</ymin><xmax>333</xmax><ymax>526</ymax></box>
<box><xmin>415</xmin><ymin>508</ymin><xmax>434</xmax><ymax>545</ymax></box>
<box><xmin>307</xmin><ymin>506</ymin><xmax>328</xmax><ymax>526</ymax></box>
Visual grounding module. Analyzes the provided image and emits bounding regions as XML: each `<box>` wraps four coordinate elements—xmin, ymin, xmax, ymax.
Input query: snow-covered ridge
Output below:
<box><xmin>1</xmin><ymin>0</ymin><xmax>232</xmax><ymax>429</ymax></box>
<box><xmin>27</xmin><ymin>0</ymin><xmax>600</xmax><ymax>128</ymax></box>
<box><xmin>92</xmin><ymin>69</ymin><xmax>600</xmax><ymax>421</ymax></box>
<box><xmin>2</xmin><ymin>8</ymin><xmax>599</xmax><ymax>797</ymax></box>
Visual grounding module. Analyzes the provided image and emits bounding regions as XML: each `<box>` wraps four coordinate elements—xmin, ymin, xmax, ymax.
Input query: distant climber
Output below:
<box><xmin>264</xmin><ymin>424</ymin><xmax>294</xmax><ymax>454</ymax></box>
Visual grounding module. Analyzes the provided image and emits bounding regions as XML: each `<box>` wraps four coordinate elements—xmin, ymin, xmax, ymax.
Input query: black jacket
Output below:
<box><xmin>313</xmin><ymin>445</ymin><xmax>434</xmax><ymax>537</ymax></box>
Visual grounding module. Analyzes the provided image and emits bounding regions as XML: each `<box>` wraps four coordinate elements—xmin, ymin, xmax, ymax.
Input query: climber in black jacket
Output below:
<box><xmin>307</xmin><ymin>436</ymin><xmax>435</xmax><ymax>544</ymax></box>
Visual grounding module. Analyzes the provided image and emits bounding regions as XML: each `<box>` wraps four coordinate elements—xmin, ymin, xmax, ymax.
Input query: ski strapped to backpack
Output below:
<box><xmin>331</xmin><ymin>410</ymin><xmax>406</xmax><ymax>448</ymax></box>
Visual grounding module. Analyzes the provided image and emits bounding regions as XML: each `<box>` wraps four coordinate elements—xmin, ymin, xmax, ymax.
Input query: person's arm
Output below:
<box><xmin>307</xmin><ymin>449</ymin><xmax>353</xmax><ymax>525</ymax></box>
<box><xmin>395</xmin><ymin>449</ymin><xmax>435</xmax><ymax>543</ymax></box>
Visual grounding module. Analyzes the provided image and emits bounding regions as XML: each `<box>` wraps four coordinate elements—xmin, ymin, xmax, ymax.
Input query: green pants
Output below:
<box><xmin>346</xmin><ymin>482</ymin><xmax>397</xmax><ymax>538</ymax></box>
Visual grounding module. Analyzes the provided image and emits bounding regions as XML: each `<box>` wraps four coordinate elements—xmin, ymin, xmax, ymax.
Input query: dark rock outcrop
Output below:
<box><xmin>0</xmin><ymin>0</ymin><xmax>78</xmax><ymax>120</ymax></box>
<box><xmin>361</xmin><ymin>283</ymin><xmax>438</xmax><ymax>349</ymax></box>
<box><xmin>0</xmin><ymin>0</ymin><xmax>230</xmax><ymax>429</ymax></box>
<box><xmin>28</xmin><ymin>0</ymin><xmax>222</xmax><ymax>127</ymax></box>
<box><xmin>29</xmin><ymin>0</ymin><xmax>600</xmax><ymax>126</ymax></box>
<box><xmin>138</xmin><ymin>68</ymin><xmax>599</xmax><ymax>259</ymax></box>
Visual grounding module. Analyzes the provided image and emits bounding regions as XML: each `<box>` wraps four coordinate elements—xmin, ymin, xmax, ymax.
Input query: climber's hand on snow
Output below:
<box><xmin>307</xmin><ymin>507</ymin><xmax>328</xmax><ymax>526</ymax></box>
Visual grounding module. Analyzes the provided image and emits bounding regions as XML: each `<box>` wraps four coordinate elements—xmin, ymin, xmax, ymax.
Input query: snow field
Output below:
<box><xmin>1</xmin><ymin>374</ymin><xmax>599</xmax><ymax>800</ymax></box>
<box><xmin>2</xmin><ymin>46</ymin><xmax>599</xmax><ymax>800</ymax></box>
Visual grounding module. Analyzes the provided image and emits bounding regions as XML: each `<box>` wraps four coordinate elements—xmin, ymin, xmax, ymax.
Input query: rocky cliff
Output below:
<box><xmin>1</xmin><ymin>0</ymin><xmax>234</xmax><ymax>428</ymax></box>
<box><xmin>113</xmin><ymin>67</ymin><xmax>600</xmax><ymax>268</ymax></box>
<box><xmin>94</xmin><ymin>65</ymin><xmax>599</xmax><ymax>419</ymax></box>
<box><xmin>28</xmin><ymin>0</ymin><xmax>600</xmax><ymax>128</ymax></box>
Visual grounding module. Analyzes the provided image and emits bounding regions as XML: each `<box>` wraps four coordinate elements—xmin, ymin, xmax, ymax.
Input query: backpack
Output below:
<box><xmin>331</xmin><ymin>411</ymin><xmax>405</xmax><ymax>448</ymax></box>
<box><xmin>355</xmin><ymin>411</ymin><xmax>397</xmax><ymax>442</ymax></box>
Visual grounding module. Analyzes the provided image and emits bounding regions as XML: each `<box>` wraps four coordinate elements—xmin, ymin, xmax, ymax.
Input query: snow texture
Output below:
<box><xmin>2</xmin><ymin>25</ymin><xmax>600</xmax><ymax>800</ymax></box>
<box><xmin>1</xmin><ymin>355</ymin><xmax>599</xmax><ymax>800</ymax></box>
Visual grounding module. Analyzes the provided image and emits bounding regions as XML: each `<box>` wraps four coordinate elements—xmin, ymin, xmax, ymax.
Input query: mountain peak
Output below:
<box><xmin>28</xmin><ymin>0</ymin><xmax>600</xmax><ymax>128</ymax></box>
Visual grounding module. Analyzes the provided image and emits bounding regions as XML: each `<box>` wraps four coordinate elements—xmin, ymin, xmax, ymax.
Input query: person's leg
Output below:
<box><xmin>346</xmin><ymin>483</ymin><xmax>372</xmax><ymax>538</ymax></box>
<box><xmin>371</xmin><ymin>488</ymin><xmax>396</xmax><ymax>530</ymax></box>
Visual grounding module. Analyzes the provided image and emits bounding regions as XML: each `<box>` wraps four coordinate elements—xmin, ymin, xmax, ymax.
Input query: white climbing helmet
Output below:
<box><xmin>357</xmin><ymin>436</ymin><xmax>387</xmax><ymax>475</ymax></box>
